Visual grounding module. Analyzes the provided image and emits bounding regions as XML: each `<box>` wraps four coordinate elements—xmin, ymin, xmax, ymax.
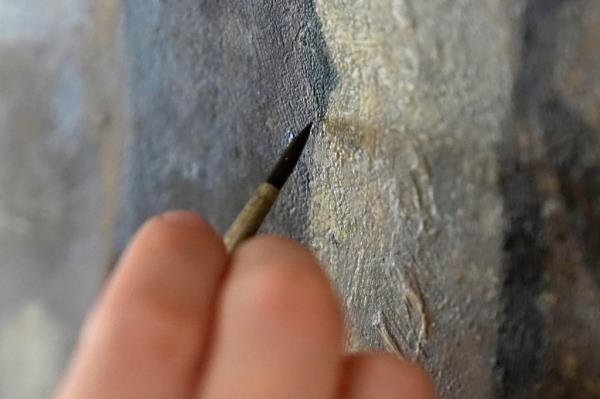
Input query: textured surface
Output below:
<box><xmin>308</xmin><ymin>1</ymin><xmax>510</xmax><ymax>397</ymax></box>
<box><xmin>117</xmin><ymin>0</ymin><xmax>335</xmax><ymax>247</ymax></box>
<box><xmin>2</xmin><ymin>0</ymin><xmax>600</xmax><ymax>398</ymax></box>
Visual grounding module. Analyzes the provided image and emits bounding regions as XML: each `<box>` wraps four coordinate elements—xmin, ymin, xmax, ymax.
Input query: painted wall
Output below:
<box><xmin>2</xmin><ymin>1</ymin><xmax>600</xmax><ymax>398</ymax></box>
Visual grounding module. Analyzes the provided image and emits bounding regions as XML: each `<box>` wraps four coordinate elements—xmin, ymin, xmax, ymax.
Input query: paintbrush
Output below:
<box><xmin>223</xmin><ymin>122</ymin><xmax>313</xmax><ymax>253</ymax></box>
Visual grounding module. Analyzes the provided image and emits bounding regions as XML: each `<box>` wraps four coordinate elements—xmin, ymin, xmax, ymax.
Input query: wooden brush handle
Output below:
<box><xmin>223</xmin><ymin>183</ymin><xmax>280</xmax><ymax>253</ymax></box>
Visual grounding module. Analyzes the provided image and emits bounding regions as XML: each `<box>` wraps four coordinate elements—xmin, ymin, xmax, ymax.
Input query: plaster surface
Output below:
<box><xmin>2</xmin><ymin>1</ymin><xmax>600</xmax><ymax>398</ymax></box>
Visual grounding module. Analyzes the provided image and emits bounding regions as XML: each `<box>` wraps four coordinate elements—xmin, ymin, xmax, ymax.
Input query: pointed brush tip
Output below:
<box><xmin>266</xmin><ymin>122</ymin><xmax>314</xmax><ymax>190</ymax></box>
<box><xmin>302</xmin><ymin>121</ymin><xmax>314</xmax><ymax>134</ymax></box>
<box><xmin>295</xmin><ymin>121</ymin><xmax>313</xmax><ymax>146</ymax></box>
<box><xmin>293</xmin><ymin>121</ymin><xmax>313</xmax><ymax>152</ymax></box>
<box><xmin>300</xmin><ymin>121</ymin><xmax>315</xmax><ymax>134</ymax></box>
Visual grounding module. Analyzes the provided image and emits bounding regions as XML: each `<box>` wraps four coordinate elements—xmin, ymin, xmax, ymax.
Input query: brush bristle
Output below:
<box><xmin>266</xmin><ymin>122</ymin><xmax>313</xmax><ymax>190</ymax></box>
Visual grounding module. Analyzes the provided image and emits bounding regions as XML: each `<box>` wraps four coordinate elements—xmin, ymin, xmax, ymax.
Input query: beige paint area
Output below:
<box><xmin>311</xmin><ymin>0</ymin><xmax>515</xmax><ymax>397</ymax></box>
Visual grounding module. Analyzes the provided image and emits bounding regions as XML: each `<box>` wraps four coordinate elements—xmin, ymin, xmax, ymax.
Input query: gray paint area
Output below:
<box><xmin>2</xmin><ymin>1</ymin><xmax>600</xmax><ymax>398</ymax></box>
<box><xmin>0</xmin><ymin>1</ymin><xmax>128</xmax><ymax>397</ymax></box>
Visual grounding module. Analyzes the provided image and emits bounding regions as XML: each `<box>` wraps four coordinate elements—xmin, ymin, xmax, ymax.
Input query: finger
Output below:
<box><xmin>341</xmin><ymin>353</ymin><xmax>437</xmax><ymax>399</ymax></box>
<box><xmin>56</xmin><ymin>211</ymin><xmax>228</xmax><ymax>399</ymax></box>
<box><xmin>196</xmin><ymin>236</ymin><xmax>344</xmax><ymax>399</ymax></box>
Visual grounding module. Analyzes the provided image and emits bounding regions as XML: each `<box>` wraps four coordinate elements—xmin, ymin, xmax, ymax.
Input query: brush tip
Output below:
<box><xmin>266</xmin><ymin>122</ymin><xmax>314</xmax><ymax>190</ymax></box>
<box><xmin>299</xmin><ymin>122</ymin><xmax>313</xmax><ymax>137</ymax></box>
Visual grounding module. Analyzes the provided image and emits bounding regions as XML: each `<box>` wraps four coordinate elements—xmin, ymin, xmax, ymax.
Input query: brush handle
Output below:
<box><xmin>223</xmin><ymin>183</ymin><xmax>280</xmax><ymax>253</ymax></box>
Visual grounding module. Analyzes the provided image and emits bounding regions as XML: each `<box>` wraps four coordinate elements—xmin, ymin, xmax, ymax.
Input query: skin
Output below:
<box><xmin>55</xmin><ymin>211</ymin><xmax>437</xmax><ymax>399</ymax></box>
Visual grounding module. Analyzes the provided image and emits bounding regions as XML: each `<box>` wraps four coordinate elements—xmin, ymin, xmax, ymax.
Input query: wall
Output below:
<box><xmin>2</xmin><ymin>1</ymin><xmax>600</xmax><ymax>398</ymax></box>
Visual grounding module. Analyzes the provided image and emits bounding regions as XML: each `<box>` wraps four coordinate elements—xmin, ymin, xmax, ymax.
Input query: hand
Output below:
<box><xmin>56</xmin><ymin>211</ymin><xmax>436</xmax><ymax>398</ymax></box>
